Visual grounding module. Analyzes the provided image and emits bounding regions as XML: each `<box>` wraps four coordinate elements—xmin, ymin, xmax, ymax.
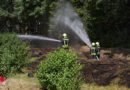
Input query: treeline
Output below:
<box><xmin>70</xmin><ymin>0</ymin><xmax>130</xmax><ymax>47</ymax></box>
<box><xmin>0</xmin><ymin>0</ymin><xmax>130</xmax><ymax>47</ymax></box>
<box><xmin>0</xmin><ymin>0</ymin><xmax>57</xmax><ymax>34</ymax></box>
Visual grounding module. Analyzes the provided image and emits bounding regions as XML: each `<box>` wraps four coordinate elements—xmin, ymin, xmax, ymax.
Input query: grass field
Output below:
<box><xmin>1</xmin><ymin>73</ymin><xmax>41</xmax><ymax>90</ymax></box>
<box><xmin>81</xmin><ymin>84</ymin><xmax>130</xmax><ymax>90</ymax></box>
<box><xmin>1</xmin><ymin>72</ymin><xmax>130</xmax><ymax>90</ymax></box>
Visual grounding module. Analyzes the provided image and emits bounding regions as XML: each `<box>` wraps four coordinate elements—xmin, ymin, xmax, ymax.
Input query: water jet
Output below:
<box><xmin>49</xmin><ymin>1</ymin><xmax>92</xmax><ymax>47</ymax></box>
<box><xmin>18</xmin><ymin>35</ymin><xmax>61</xmax><ymax>42</ymax></box>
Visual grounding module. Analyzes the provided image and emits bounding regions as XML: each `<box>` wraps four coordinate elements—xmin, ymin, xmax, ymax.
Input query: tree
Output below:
<box><xmin>0</xmin><ymin>0</ymin><xmax>16</xmax><ymax>32</ymax></box>
<box><xmin>0</xmin><ymin>0</ymin><xmax>58</xmax><ymax>34</ymax></box>
<box><xmin>13</xmin><ymin>0</ymin><xmax>58</xmax><ymax>34</ymax></box>
<box><xmin>70</xmin><ymin>0</ymin><xmax>130</xmax><ymax>47</ymax></box>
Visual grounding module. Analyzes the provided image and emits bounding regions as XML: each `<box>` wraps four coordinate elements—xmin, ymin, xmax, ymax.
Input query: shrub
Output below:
<box><xmin>36</xmin><ymin>48</ymin><xmax>83</xmax><ymax>90</ymax></box>
<box><xmin>0</xmin><ymin>33</ymin><xmax>30</xmax><ymax>76</ymax></box>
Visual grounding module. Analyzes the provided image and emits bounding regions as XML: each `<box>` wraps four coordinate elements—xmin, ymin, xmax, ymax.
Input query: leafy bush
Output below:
<box><xmin>0</xmin><ymin>33</ymin><xmax>30</xmax><ymax>76</ymax></box>
<box><xmin>36</xmin><ymin>48</ymin><xmax>83</xmax><ymax>90</ymax></box>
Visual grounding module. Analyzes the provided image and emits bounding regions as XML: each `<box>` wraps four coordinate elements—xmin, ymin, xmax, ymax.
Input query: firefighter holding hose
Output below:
<box><xmin>90</xmin><ymin>42</ymin><xmax>96</xmax><ymax>59</ymax></box>
<box><xmin>61</xmin><ymin>33</ymin><xmax>69</xmax><ymax>50</ymax></box>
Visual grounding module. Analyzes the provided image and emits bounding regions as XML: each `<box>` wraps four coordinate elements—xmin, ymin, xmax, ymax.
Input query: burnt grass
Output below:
<box><xmin>28</xmin><ymin>48</ymin><xmax>56</xmax><ymax>72</ymax></box>
<box><xmin>80</xmin><ymin>59</ymin><xmax>130</xmax><ymax>87</ymax></box>
<box><xmin>28</xmin><ymin>48</ymin><xmax>130</xmax><ymax>88</ymax></box>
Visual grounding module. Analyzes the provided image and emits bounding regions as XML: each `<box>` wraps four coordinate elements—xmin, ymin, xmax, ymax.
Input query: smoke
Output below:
<box><xmin>48</xmin><ymin>1</ymin><xmax>92</xmax><ymax>47</ymax></box>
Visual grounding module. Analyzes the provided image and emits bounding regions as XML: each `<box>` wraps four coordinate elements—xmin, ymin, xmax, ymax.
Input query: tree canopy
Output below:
<box><xmin>0</xmin><ymin>0</ymin><xmax>130</xmax><ymax>47</ymax></box>
<box><xmin>70</xmin><ymin>0</ymin><xmax>130</xmax><ymax>47</ymax></box>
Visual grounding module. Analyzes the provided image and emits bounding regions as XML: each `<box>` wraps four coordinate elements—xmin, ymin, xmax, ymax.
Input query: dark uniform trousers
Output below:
<box><xmin>95</xmin><ymin>45</ymin><xmax>100</xmax><ymax>58</ymax></box>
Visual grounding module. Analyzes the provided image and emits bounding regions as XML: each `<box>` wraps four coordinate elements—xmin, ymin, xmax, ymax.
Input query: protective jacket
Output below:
<box><xmin>95</xmin><ymin>45</ymin><xmax>100</xmax><ymax>55</ymax></box>
<box><xmin>61</xmin><ymin>37</ymin><xmax>69</xmax><ymax>49</ymax></box>
<box><xmin>90</xmin><ymin>47</ymin><xmax>96</xmax><ymax>56</ymax></box>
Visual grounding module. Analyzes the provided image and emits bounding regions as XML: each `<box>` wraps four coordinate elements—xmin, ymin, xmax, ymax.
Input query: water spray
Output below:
<box><xmin>49</xmin><ymin>1</ymin><xmax>92</xmax><ymax>47</ymax></box>
<box><xmin>17</xmin><ymin>35</ymin><xmax>61</xmax><ymax>42</ymax></box>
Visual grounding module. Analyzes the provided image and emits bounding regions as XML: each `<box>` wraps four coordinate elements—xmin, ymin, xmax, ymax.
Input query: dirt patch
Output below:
<box><xmin>80</xmin><ymin>59</ymin><xmax>130</xmax><ymax>87</ymax></box>
<box><xmin>74</xmin><ymin>45</ymin><xmax>130</xmax><ymax>87</ymax></box>
<box><xmin>74</xmin><ymin>45</ymin><xmax>130</xmax><ymax>60</ymax></box>
<box><xmin>28</xmin><ymin>48</ymin><xmax>56</xmax><ymax>72</ymax></box>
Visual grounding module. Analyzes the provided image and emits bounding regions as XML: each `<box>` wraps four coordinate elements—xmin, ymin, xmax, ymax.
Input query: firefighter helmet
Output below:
<box><xmin>96</xmin><ymin>42</ymin><xmax>99</xmax><ymax>45</ymax></box>
<box><xmin>63</xmin><ymin>33</ymin><xmax>67</xmax><ymax>37</ymax></box>
<box><xmin>92</xmin><ymin>42</ymin><xmax>95</xmax><ymax>46</ymax></box>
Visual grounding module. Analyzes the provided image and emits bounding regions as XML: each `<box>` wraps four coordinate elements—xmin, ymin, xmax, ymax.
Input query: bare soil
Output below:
<box><xmin>75</xmin><ymin>45</ymin><xmax>130</xmax><ymax>87</ymax></box>
<box><xmin>28</xmin><ymin>48</ymin><xmax>56</xmax><ymax>72</ymax></box>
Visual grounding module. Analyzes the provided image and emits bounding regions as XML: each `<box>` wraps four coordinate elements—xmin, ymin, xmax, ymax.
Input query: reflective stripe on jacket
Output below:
<box><xmin>63</xmin><ymin>37</ymin><xmax>69</xmax><ymax>48</ymax></box>
<box><xmin>91</xmin><ymin>47</ymin><xmax>96</xmax><ymax>55</ymax></box>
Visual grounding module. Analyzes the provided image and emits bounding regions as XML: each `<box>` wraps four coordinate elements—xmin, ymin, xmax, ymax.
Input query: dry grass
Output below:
<box><xmin>0</xmin><ymin>57</ymin><xmax>40</xmax><ymax>90</ymax></box>
<box><xmin>81</xmin><ymin>83</ymin><xmax>130</xmax><ymax>90</ymax></box>
<box><xmin>0</xmin><ymin>71</ymin><xmax>130</xmax><ymax>90</ymax></box>
<box><xmin>0</xmin><ymin>73</ymin><xmax>41</xmax><ymax>90</ymax></box>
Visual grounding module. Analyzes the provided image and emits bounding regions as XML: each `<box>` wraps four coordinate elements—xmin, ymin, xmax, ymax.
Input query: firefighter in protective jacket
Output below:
<box><xmin>61</xmin><ymin>33</ymin><xmax>69</xmax><ymax>49</ymax></box>
<box><xmin>95</xmin><ymin>42</ymin><xmax>100</xmax><ymax>58</ymax></box>
<box><xmin>90</xmin><ymin>42</ymin><xmax>96</xmax><ymax>59</ymax></box>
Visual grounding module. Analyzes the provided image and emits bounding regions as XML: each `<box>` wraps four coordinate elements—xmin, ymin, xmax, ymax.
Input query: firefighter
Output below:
<box><xmin>90</xmin><ymin>42</ymin><xmax>96</xmax><ymax>59</ymax></box>
<box><xmin>95</xmin><ymin>42</ymin><xmax>100</xmax><ymax>58</ymax></box>
<box><xmin>61</xmin><ymin>33</ymin><xmax>69</xmax><ymax>49</ymax></box>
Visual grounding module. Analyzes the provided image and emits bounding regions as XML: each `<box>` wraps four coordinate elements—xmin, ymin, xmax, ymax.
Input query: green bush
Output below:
<box><xmin>36</xmin><ymin>48</ymin><xmax>83</xmax><ymax>90</ymax></box>
<box><xmin>0</xmin><ymin>33</ymin><xmax>30</xmax><ymax>76</ymax></box>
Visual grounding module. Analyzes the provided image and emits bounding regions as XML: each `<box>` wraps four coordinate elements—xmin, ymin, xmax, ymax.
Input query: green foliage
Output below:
<box><xmin>0</xmin><ymin>0</ymin><xmax>58</xmax><ymax>33</ymax></box>
<box><xmin>36</xmin><ymin>48</ymin><xmax>83</xmax><ymax>90</ymax></box>
<box><xmin>0</xmin><ymin>0</ymin><xmax>14</xmax><ymax>18</ymax></box>
<box><xmin>0</xmin><ymin>33</ymin><xmax>30</xmax><ymax>76</ymax></box>
<box><xmin>70</xmin><ymin>0</ymin><xmax>130</xmax><ymax>48</ymax></box>
<box><xmin>14</xmin><ymin>0</ymin><xmax>47</xmax><ymax>21</ymax></box>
